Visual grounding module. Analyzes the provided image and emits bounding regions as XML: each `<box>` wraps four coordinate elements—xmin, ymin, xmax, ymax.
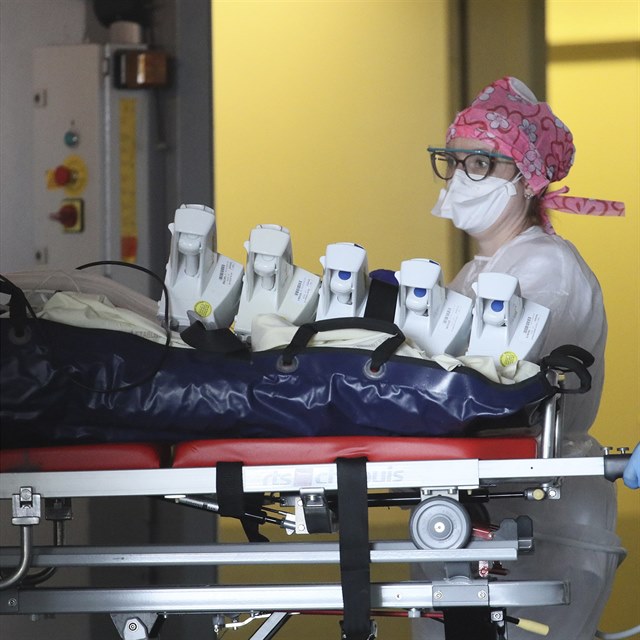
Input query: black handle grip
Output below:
<box><xmin>281</xmin><ymin>317</ymin><xmax>406</xmax><ymax>370</ymax></box>
<box><xmin>603</xmin><ymin>454</ymin><xmax>631</xmax><ymax>482</ymax></box>
<box><xmin>547</xmin><ymin>344</ymin><xmax>595</xmax><ymax>368</ymax></box>
<box><xmin>541</xmin><ymin>346</ymin><xmax>593</xmax><ymax>395</ymax></box>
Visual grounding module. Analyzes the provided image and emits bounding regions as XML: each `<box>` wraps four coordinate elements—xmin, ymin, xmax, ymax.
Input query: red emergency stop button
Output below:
<box><xmin>53</xmin><ymin>165</ymin><xmax>75</xmax><ymax>187</ymax></box>
<box><xmin>46</xmin><ymin>156</ymin><xmax>87</xmax><ymax>194</ymax></box>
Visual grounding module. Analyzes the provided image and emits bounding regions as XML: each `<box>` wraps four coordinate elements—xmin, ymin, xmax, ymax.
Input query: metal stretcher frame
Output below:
<box><xmin>0</xmin><ymin>392</ymin><xmax>631</xmax><ymax>640</ymax></box>
<box><xmin>0</xmin><ymin>451</ymin><xmax>618</xmax><ymax>499</ymax></box>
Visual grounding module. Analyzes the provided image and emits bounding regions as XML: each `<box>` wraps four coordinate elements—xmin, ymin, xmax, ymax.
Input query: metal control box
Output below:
<box><xmin>33</xmin><ymin>44</ymin><xmax>152</xmax><ymax>293</ymax></box>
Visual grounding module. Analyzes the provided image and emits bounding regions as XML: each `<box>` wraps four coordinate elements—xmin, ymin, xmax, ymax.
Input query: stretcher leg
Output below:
<box><xmin>242</xmin><ymin>612</ymin><xmax>291</xmax><ymax>640</ymax></box>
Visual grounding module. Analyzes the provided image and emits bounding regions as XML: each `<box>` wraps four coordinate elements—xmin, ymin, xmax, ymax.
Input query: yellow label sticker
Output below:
<box><xmin>119</xmin><ymin>97</ymin><xmax>137</xmax><ymax>262</ymax></box>
<box><xmin>499</xmin><ymin>351</ymin><xmax>518</xmax><ymax>366</ymax></box>
<box><xmin>194</xmin><ymin>301</ymin><xmax>212</xmax><ymax>318</ymax></box>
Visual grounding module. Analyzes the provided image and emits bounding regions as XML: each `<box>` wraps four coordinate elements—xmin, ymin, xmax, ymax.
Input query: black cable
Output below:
<box><xmin>70</xmin><ymin>260</ymin><xmax>172</xmax><ymax>393</ymax></box>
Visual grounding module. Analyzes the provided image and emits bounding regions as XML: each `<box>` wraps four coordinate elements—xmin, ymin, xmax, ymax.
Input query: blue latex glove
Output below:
<box><xmin>623</xmin><ymin>443</ymin><xmax>640</xmax><ymax>489</ymax></box>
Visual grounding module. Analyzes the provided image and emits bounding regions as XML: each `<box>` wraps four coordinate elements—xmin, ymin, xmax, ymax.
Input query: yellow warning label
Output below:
<box><xmin>119</xmin><ymin>98</ymin><xmax>137</xmax><ymax>262</ymax></box>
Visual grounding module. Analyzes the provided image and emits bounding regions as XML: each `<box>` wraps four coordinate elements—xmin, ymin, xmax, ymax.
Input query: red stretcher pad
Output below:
<box><xmin>0</xmin><ymin>442</ymin><xmax>168</xmax><ymax>473</ymax></box>
<box><xmin>0</xmin><ymin>436</ymin><xmax>538</xmax><ymax>474</ymax></box>
<box><xmin>171</xmin><ymin>436</ymin><xmax>538</xmax><ymax>468</ymax></box>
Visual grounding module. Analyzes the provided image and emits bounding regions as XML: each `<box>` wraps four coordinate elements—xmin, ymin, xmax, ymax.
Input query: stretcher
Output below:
<box><xmin>0</xmin><ymin>386</ymin><xmax>631</xmax><ymax>640</ymax></box>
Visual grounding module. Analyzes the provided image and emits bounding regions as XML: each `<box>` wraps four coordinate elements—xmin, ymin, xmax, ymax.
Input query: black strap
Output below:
<box><xmin>180</xmin><ymin>323</ymin><xmax>250</xmax><ymax>356</ymax></box>
<box><xmin>337</xmin><ymin>457</ymin><xmax>373</xmax><ymax>640</ymax></box>
<box><xmin>0</xmin><ymin>275</ymin><xmax>30</xmax><ymax>337</ymax></box>
<box><xmin>363</xmin><ymin>277</ymin><xmax>398</xmax><ymax>323</ymax></box>
<box><xmin>216</xmin><ymin>461</ymin><xmax>245</xmax><ymax>518</ymax></box>
<box><xmin>216</xmin><ymin>461</ymin><xmax>268</xmax><ymax>543</ymax></box>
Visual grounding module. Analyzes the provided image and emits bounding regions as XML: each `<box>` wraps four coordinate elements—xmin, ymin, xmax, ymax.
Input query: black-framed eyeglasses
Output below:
<box><xmin>428</xmin><ymin>147</ymin><xmax>516</xmax><ymax>182</ymax></box>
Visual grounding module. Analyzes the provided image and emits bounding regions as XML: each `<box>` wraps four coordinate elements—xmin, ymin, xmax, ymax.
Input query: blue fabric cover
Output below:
<box><xmin>0</xmin><ymin>319</ymin><xmax>555</xmax><ymax>448</ymax></box>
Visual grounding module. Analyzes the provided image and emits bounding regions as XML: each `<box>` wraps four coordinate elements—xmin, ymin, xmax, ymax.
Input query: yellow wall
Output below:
<box><xmin>547</xmin><ymin>0</ymin><xmax>640</xmax><ymax>631</ymax></box>
<box><xmin>212</xmin><ymin>0</ymin><xmax>456</xmax><ymax>279</ymax></box>
<box><xmin>212</xmin><ymin>2</ymin><xmax>450</xmax><ymax>638</ymax></box>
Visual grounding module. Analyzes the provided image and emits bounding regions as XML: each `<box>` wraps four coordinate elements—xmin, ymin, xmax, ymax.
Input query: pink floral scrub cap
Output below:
<box><xmin>446</xmin><ymin>76</ymin><xmax>625</xmax><ymax>233</ymax></box>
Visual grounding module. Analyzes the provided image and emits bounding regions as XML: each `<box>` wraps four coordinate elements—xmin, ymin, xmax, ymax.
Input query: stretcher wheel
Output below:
<box><xmin>409</xmin><ymin>497</ymin><xmax>471</xmax><ymax>550</ymax></box>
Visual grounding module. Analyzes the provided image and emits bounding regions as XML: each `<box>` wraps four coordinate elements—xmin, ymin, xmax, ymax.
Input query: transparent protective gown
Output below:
<box><xmin>413</xmin><ymin>225</ymin><xmax>622</xmax><ymax>640</ymax></box>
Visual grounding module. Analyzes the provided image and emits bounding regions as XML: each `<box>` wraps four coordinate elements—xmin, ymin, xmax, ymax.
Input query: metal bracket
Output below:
<box><xmin>213</xmin><ymin>611</ymin><xmax>292</xmax><ymax>639</ymax></box>
<box><xmin>420</xmin><ymin>487</ymin><xmax>460</xmax><ymax>501</ymax></box>
<box><xmin>541</xmin><ymin>482</ymin><xmax>562</xmax><ymax>500</ymax></box>
<box><xmin>295</xmin><ymin>488</ymin><xmax>336</xmax><ymax>534</ymax></box>
<box><xmin>490</xmin><ymin>609</ymin><xmax>505</xmax><ymax>622</ymax></box>
<box><xmin>11</xmin><ymin>487</ymin><xmax>41</xmax><ymax>526</ymax></box>
<box><xmin>44</xmin><ymin>497</ymin><xmax>73</xmax><ymax>521</ymax></box>
<box><xmin>432</xmin><ymin>577</ymin><xmax>490</xmax><ymax>607</ymax></box>
<box><xmin>111</xmin><ymin>613</ymin><xmax>164</xmax><ymax>639</ymax></box>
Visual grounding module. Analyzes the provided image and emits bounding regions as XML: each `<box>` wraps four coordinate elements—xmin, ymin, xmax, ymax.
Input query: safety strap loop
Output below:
<box><xmin>216</xmin><ymin>461</ymin><xmax>268</xmax><ymax>543</ymax></box>
<box><xmin>337</xmin><ymin>457</ymin><xmax>374</xmax><ymax>640</ymax></box>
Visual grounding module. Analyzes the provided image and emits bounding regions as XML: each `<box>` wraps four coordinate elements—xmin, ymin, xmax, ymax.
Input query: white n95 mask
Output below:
<box><xmin>432</xmin><ymin>170</ymin><xmax>521</xmax><ymax>234</ymax></box>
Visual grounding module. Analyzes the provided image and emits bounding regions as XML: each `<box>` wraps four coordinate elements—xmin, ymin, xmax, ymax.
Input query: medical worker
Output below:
<box><xmin>413</xmin><ymin>76</ymin><xmax>626</xmax><ymax>640</ymax></box>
